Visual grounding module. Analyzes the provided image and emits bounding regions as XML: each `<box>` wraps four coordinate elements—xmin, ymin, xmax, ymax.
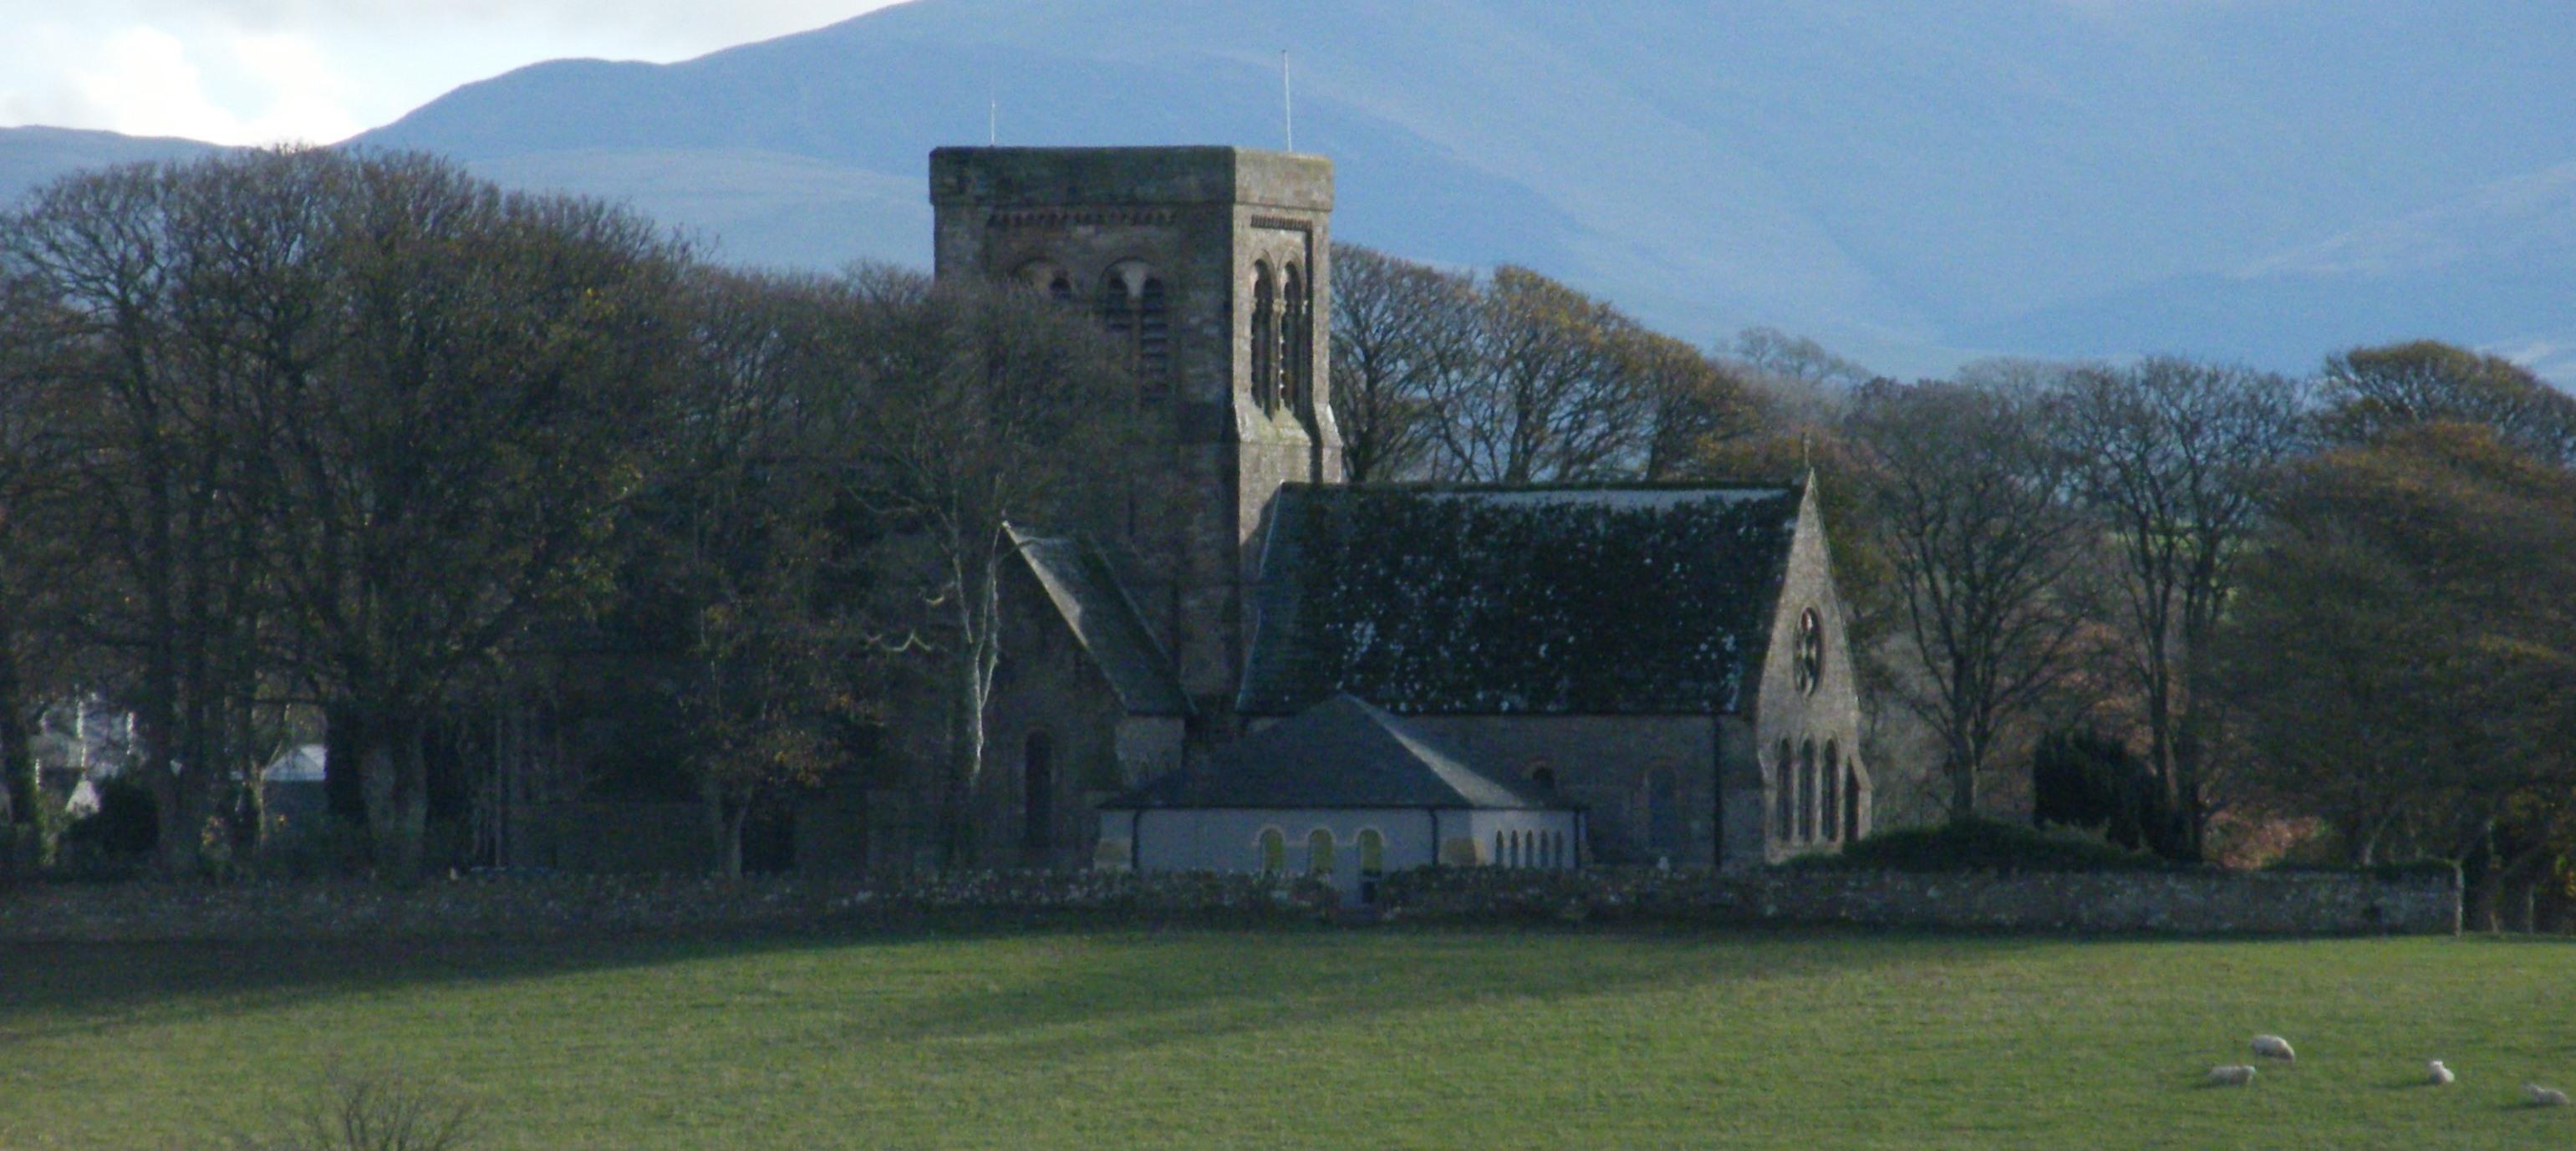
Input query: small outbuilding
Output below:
<box><xmin>1099</xmin><ymin>695</ymin><xmax>1581</xmax><ymax>903</ymax></box>
<box><xmin>260</xmin><ymin>744</ymin><xmax>329</xmax><ymax>828</ymax></box>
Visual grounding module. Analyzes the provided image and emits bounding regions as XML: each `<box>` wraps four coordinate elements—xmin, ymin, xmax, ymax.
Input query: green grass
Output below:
<box><xmin>2</xmin><ymin>926</ymin><xmax>2569</xmax><ymax>1148</ymax></box>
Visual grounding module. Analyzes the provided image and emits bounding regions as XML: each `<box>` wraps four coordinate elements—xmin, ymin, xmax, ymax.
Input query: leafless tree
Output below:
<box><xmin>1</xmin><ymin>158</ymin><xmax>281</xmax><ymax>872</ymax></box>
<box><xmin>2053</xmin><ymin>357</ymin><xmax>2309</xmax><ymax>858</ymax></box>
<box><xmin>1423</xmin><ymin>266</ymin><xmax>1648</xmax><ymax>483</ymax></box>
<box><xmin>1851</xmin><ymin>378</ymin><xmax>2091</xmax><ymax>819</ymax></box>
<box><xmin>649</xmin><ymin>267</ymin><xmax>884</xmax><ymax>879</ymax></box>
<box><xmin>807</xmin><ymin>267</ymin><xmax>1139</xmax><ymax>867</ymax></box>
<box><xmin>1326</xmin><ymin>243</ymin><xmax>1474</xmax><ymax>484</ymax></box>
<box><xmin>1617</xmin><ymin>328</ymin><xmax>1764</xmax><ymax>481</ymax></box>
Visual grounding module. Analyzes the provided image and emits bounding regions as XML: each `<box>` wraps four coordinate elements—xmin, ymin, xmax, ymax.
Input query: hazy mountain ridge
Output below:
<box><xmin>5</xmin><ymin>0</ymin><xmax>2571</xmax><ymax>381</ymax></box>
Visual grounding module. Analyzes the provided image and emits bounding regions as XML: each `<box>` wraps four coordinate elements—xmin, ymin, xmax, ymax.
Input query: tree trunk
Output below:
<box><xmin>0</xmin><ymin>645</ymin><xmax>29</xmax><ymax>831</ymax></box>
<box><xmin>363</xmin><ymin>715</ymin><xmax>430</xmax><ymax>884</ymax></box>
<box><xmin>1949</xmin><ymin>749</ymin><xmax>1978</xmax><ymax>823</ymax></box>
<box><xmin>703</xmin><ymin>776</ymin><xmax>748</xmax><ymax>881</ymax></box>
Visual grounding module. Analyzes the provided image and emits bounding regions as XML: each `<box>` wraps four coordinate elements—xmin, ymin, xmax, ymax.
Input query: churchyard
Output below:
<box><xmin>3</xmin><ymin>925</ymin><xmax>2567</xmax><ymax>1149</ymax></box>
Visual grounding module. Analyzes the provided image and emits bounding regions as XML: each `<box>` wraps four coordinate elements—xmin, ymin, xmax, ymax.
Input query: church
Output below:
<box><xmin>841</xmin><ymin>145</ymin><xmax>1868</xmax><ymax>879</ymax></box>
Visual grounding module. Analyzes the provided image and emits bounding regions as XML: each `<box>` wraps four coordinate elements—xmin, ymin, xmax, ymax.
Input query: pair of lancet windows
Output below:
<box><xmin>1017</xmin><ymin>258</ymin><xmax>1168</xmax><ymax>387</ymax></box>
<box><xmin>1249</xmin><ymin>259</ymin><xmax>1310</xmax><ymax>416</ymax></box>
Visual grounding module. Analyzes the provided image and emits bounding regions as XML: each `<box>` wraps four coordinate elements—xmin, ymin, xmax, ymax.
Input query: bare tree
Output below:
<box><xmin>1</xmin><ymin>158</ymin><xmax>280</xmax><ymax>872</ymax></box>
<box><xmin>1851</xmin><ymin>378</ymin><xmax>2090</xmax><ymax>819</ymax></box>
<box><xmin>655</xmin><ymin>268</ymin><xmax>879</xmax><ymax>879</ymax></box>
<box><xmin>1617</xmin><ymin>328</ymin><xmax>1764</xmax><ymax>481</ymax></box>
<box><xmin>203</xmin><ymin>150</ymin><xmax>694</xmax><ymax>883</ymax></box>
<box><xmin>2321</xmin><ymin>339</ymin><xmax>2576</xmax><ymax>465</ymax></box>
<box><xmin>2054</xmin><ymin>357</ymin><xmax>2309</xmax><ymax>858</ymax></box>
<box><xmin>809</xmin><ymin>267</ymin><xmax>1138</xmax><ymax>868</ymax></box>
<box><xmin>1423</xmin><ymin>266</ymin><xmax>1647</xmax><ymax>482</ymax></box>
<box><xmin>0</xmin><ymin>272</ymin><xmax>82</xmax><ymax>832</ymax></box>
<box><xmin>1326</xmin><ymin>244</ymin><xmax>1474</xmax><ymax>483</ymax></box>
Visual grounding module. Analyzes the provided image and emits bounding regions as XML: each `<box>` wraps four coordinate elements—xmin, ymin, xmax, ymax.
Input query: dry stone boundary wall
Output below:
<box><xmin>0</xmin><ymin>866</ymin><xmax>2459</xmax><ymax>941</ymax></box>
<box><xmin>1381</xmin><ymin>867</ymin><xmax>2462</xmax><ymax>935</ymax></box>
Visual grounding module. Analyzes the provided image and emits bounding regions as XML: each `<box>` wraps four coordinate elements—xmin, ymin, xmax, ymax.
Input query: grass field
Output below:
<box><xmin>2</xmin><ymin>926</ymin><xmax>2569</xmax><ymax>1149</ymax></box>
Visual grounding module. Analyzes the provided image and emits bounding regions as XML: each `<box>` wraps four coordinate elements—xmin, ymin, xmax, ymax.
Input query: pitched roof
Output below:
<box><xmin>1102</xmin><ymin>695</ymin><xmax>1563</xmax><ymax>810</ymax></box>
<box><xmin>1011</xmin><ymin>528</ymin><xmax>1189</xmax><ymax>717</ymax></box>
<box><xmin>1238</xmin><ymin>483</ymin><xmax>1802</xmax><ymax>716</ymax></box>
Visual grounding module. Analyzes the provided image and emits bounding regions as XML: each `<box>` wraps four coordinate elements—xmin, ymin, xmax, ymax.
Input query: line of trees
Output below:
<box><xmin>4</xmin><ymin>154</ymin><xmax>2566</xmax><ymax>919</ymax></box>
<box><xmin>1332</xmin><ymin>239</ymin><xmax>2576</xmax><ymax>927</ymax></box>
<box><xmin>1840</xmin><ymin>348</ymin><xmax>2573</xmax><ymax>924</ymax></box>
<box><xmin>0</xmin><ymin>148</ymin><xmax>1140</xmax><ymax>882</ymax></box>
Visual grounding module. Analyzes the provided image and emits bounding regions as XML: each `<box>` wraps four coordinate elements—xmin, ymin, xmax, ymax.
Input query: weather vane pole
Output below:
<box><xmin>1282</xmin><ymin>49</ymin><xmax>1295</xmax><ymax>151</ymax></box>
<box><xmin>988</xmin><ymin>82</ymin><xmax>997</xmax><ymax>146</ymax></box>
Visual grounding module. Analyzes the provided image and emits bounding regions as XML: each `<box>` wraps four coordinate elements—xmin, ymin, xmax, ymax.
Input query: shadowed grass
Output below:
<box><xmin>1</xmin><ymin>927</ymin><xmax>2568</xmax><ymax>1148</ymax></box>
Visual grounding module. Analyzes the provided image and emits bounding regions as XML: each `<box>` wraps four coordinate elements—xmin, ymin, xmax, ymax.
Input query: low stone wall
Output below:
<box><xmin>1378</xmin><ymin>866</ymin><xmax>2461</xmax><ymax>935</ymax></box>
<box><xmin>0</xmin><ymin>871</ymin><xmax>1339</xmax><ymax>943</ymax></box>
<box><xmin>0</xmin><ymin>865</ymin><xmax>2458</xmax><ymax>942</ymax></box>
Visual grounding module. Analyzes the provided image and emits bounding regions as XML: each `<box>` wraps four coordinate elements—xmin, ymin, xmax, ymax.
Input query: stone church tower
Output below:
<box><xmin>930</xmin><ymin>147</ymin><xmax>1343</xmax><ymax>727</ymax></box>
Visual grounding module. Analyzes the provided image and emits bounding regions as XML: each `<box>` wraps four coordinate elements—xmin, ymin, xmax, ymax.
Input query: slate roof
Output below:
<box><xmin>1101</xmin><ymin>695</ymin><xmax>1565</xmax><ymax>810</ymax></box>
<box><xmin>1011</xmin><ymin>527</ymin><xmax>1189</xmax><ymax>717</ymax></box>
<box><xmin>1237</xmin><ymin>483</ymin><xmax>1802</xmax><ymax>716</ymax></box>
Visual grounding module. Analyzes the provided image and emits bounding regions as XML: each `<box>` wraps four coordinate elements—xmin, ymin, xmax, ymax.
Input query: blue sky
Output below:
<box><xmin>0</xmin><ymin>0</ymin><xmax>907</xmax><ymax>143</ymax></box>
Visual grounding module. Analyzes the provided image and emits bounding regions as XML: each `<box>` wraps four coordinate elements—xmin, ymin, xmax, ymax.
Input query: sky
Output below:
<box><xmin>0</xmin><ymin>0</ymin><xmax>910</xmax><ymax>145</ymax></box>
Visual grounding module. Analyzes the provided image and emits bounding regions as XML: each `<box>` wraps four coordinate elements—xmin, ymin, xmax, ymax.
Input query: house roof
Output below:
<box><xmin>1011</xmin><ymin>527</ymin><xmax>1190</xmax><ymax>717</ymax></box>
<box><xmin>1237</xmin><ymin>483</ymin><xmax>1803</xmax><ymax>716</ymax></box>
<box><xmin>1102</xmin><ymin>695</ymin><xmax>1564</xmax><ymax>810</ymax></box>
<box><xmin>262</xmin><ymin>744</ymin><xmax>326</xmax><ymax>784</ymax></box>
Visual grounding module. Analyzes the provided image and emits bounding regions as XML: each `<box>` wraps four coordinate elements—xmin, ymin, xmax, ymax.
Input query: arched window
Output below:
<box><xmin>1016</xmin><ymin>258</ymin><xmax>1072</xmax><ymax>303</ymax></box>
<box><xmin>1774</xmin><ymin>739</ymin><xmax>1795</xmax><ymax>843</ymax></box>
<box><xmin>1821</xmin><ymin>741</ymin><xmax>1840</xmax><ymax>840</ymax></box>
<box><xmin>1280</xmin><ymin>262</ymin><xmax>1306</xmax><ymax>412</ymax></box>
<box><xmin>1307</xmin><ymin>828</ymin><xmax>1335</xmax><ymax>875</ymax></box>
<box><xmin>1557</xmin><ymin>831</ymin><xmax>1571</xmax><ymax>868</ymax></box>
<box><xmin>1493</xmin><ymin>829</ymin><xmax>1504</xmax><ymax>867</ymax></box>
<box><xmin>1099</xmin><ymin>267</ymin><xmax>1136</xmax><ymax>346</ymax></box>
<box><xmin>1358</xmin><ymin>829</ymin><xmax>1385</xmax><ymax>876</ymax></box>
<box><xmin>1021</xmin><ymin>733</ymin><xmax>1054</xmax><ymax>858</ymax></box>
<box><xmin>1845</xmin><ymin>764</ymin><xmax>1863</xmax><ymax>843</ymax></box>
<box><xmin>1250</xmin><ymin>262</ymin><xmax>1277</xmax><ymax>412</ymax></box>
<box><xmin>1798</xmin><ymin>739</ymin><xmax>1818</xmax><ymax>843</ymax></box>
<box><xmin>1259</xmin><ymin>827</ymin><xmax>1285</xmax><ymax>874</ymax></box>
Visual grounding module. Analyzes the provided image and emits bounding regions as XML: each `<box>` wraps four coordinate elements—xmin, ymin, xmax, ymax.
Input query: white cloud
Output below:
<box><xmin>0</xmin><ymin>2</ymin><xmax>908</xmax><ymax>144</ymax></box>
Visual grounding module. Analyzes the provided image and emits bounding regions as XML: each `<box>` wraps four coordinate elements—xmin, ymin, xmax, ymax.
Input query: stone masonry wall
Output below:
<box><xmin>1380</xmin><ymin>867</ymin><xmax>2461</xmax><ymax>935</ymax></box>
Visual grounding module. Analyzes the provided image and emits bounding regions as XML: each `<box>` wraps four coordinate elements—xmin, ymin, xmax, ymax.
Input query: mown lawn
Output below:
<box><xmin>1</xmin><ymin>925</ymin><xmax>2568</xmax><ymax>1149</ymax></box>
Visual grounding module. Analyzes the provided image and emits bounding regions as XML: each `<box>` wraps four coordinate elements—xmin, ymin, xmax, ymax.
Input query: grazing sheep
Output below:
<box><xmin>2251</xmin><ymin>1034</ymin><xmax>2296</xmax><ymax>1062</ymax></box>
<box><xmin>2526</xmin><ymin>1084</ymin><xmax>2569</xmax><ymax>1108</ymax></box>
<box><xmin>2207</xmin><ymin>1064</ymin><xmax>2258</xmax><ymax>1087</ymax></box>
<box><xmin>2427</xmin><ymin>1060</ymin><xmax>2454</xmax><ymax>1086</ymax></box>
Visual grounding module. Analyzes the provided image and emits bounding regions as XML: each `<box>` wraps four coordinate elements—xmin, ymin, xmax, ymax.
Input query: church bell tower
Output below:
<box><xmin>929</xmin><ymin>146</ymin><xmax>1343</xmax><ymax>726</ymax></box>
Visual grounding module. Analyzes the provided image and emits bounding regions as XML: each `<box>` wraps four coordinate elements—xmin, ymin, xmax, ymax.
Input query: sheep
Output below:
<box><xmin>2251</xmin><ymin>1034</ymin><xmax>2296</xmax><ymax>1062</ymax></box>
<box><xmin>2426</xmin><ymin>1060</ymin><xmax>2454</xmax><ymax>1086</ymax></box>
<box><xmin>2207</xmin><ymin>1064</ymin><xmax>2258</xmax><ymax>1087</ymax></box>
<box><xmin>2525</xmin><ymin>1083</ymin><xmax>2570</xmax><ymax>1108</ymax></box>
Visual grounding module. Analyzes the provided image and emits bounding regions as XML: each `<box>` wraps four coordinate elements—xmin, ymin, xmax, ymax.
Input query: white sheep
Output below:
<box><xmin>2526</xmin><ymin>1083</ymin><xmax>2569</xmax><ymax>1108</ymax></box>
<box><xmin>2207</xmin><ymin>1064</ymin><xmax>2258</xmax><ymax>1087</ymax></box>
<box><xmin>2251</xmin><ymin>1034</ymin><xmax>2296</xmax><ymax>1062</ymax></box>
<box><xmin>2426</xmin><ymin>1060</ymin><xmax>2453</xmax><ymax>1086</ymax></box>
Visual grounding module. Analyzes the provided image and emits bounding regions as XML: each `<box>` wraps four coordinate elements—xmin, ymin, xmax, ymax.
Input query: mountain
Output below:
<box><xmin>0</xmin><ymin>125</ymin><xmax>226</xmax><ymax>209</ymax></box>
<box><xmin>1969</xmin><ymin>161</ymin><xmax>2576</xmax><ymax>381</ymax></box>
<box><xmin>7</xmin><ymin>0</ymin><xmax>2573</xmax><ymax>381</ymax></box>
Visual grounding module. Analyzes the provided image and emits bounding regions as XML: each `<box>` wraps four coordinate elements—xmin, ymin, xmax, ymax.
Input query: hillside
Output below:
<box><xmin>7</xmin><ymin>0</ymin><xmax>2573</xmax><ymax>380</ymax></box>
